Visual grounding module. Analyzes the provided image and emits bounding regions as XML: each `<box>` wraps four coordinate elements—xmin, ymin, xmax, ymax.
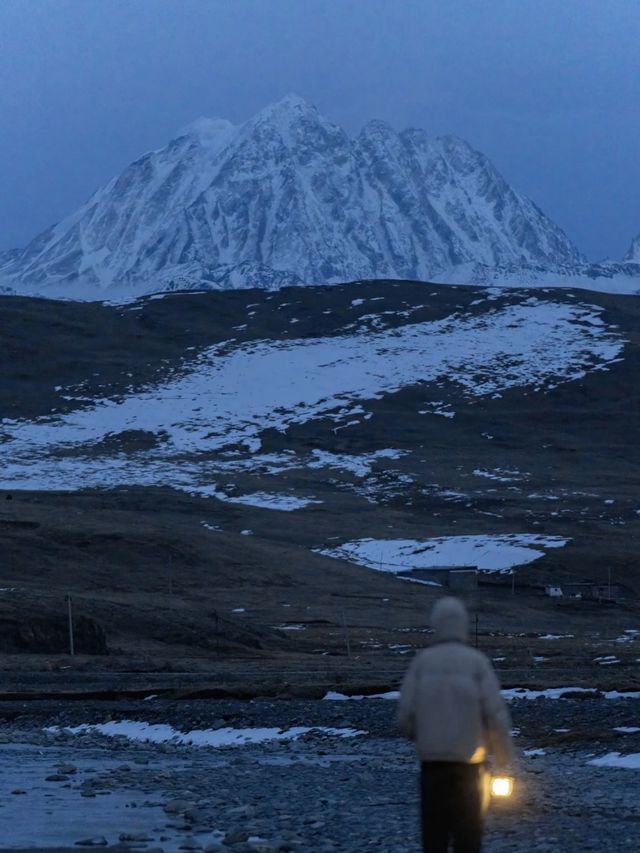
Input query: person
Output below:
<box><xmin>397</xmin><ymin>596</ymin><xmax>514</xmax><ymax>853</ymax></box>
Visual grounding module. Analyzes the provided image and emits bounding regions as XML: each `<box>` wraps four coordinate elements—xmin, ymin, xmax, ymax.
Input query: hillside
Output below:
<box><xmin>1</xmin><ymin>280</ymin><xmax>639</xmax><ymax>692</ymax></box>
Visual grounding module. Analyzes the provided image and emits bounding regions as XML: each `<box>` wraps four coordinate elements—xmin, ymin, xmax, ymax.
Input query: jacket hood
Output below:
<box><xmin>430</xmin><ymin>596</ymin><xmax>469</xmax><ymax>643</ymax></box>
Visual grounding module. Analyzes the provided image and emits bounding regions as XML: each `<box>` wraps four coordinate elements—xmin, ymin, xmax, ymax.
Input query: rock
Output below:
<box><xmin>227</xmin><ymin>805</ymin><xmax>254</xmax><ymax>818</ymax></box>
<box><xmin>119</xmin><ymin>832</ymin><xmax>154</xmax><ymax>842</ymax></box>
<box><xmin>184</xmin><ymin>807</ymin><xmax>210</xmax><ymax>824</ymax></box>
<box><xmin>74</xmin><ymin>838</ymin><xmax>108</xmax><ymax>847</ymax></box>
<box><xmin>45</xmin><ymin>773</ymin><xmax>69</xmax><ymax>782</ymax></box>
<box><xmin>57</xmin><ymin>763</ymin><xmax>78</xmax><ymax>774</ymax></box>
<box><xmin>11</xmin><ymin>789</ymin><xmax>27</xmax><ymax>795</ymax></box>
<box><xmin>163</xmin><ymin>798</ymin><xmax>192</xmax><ymax>814</ymax></box>
<box><xmin>223</xmin><ymin>831</ymin><xmax>250</xmax><ymax>845</ymax></box>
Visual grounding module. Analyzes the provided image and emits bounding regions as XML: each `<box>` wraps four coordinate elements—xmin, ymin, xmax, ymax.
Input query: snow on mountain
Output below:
<box><xmin>435</xmin><ymin>259</ymin><xmax>640</xmax><ymax>295</ymax></box>
<box><xmin>5</xmin><ymin>94</ymin><xmax>632</xmax><ymax>301</ymax></box>
<box><xmin>624</xmin><ymin>233</ymin><xmax>640</xmax><ymax>263</ymax></box>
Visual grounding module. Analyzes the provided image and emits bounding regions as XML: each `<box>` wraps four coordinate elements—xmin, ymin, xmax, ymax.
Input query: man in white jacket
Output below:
<box><xmin>398</xmin><ymin>597</ymin><xmax>514</xmax><ymax>853</ymax></box>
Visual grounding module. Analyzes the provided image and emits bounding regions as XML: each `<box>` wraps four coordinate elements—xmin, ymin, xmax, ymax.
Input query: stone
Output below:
<box><xmin>119</xmin><ymin>832</ymin><xmax>154</xmax><ymax>842</ymax></box>
<box><xmin>184</xmin><ymin>807</ymin><xmax>207</xmax><ymax>824</ymax></box>
<box><xmin>74</xmin><ymin>838</ymin><xmax>108</xmax><ymax>847</ymax></box>
<box><xmin>163</xmin><ymin>798</ymin><xmax>192</xmax><ymax>814</ymax></box>
<box><xmin>223</xmin><ymin>831</ymin><xmax>250</xmax><ymax>845</ymax></box>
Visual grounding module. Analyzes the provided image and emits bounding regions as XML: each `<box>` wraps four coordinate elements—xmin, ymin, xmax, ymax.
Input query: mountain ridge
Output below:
<box><xmin>1</xmin><ymin>94</ymin><xmax>638</xmax><ymax>299</ymax></box>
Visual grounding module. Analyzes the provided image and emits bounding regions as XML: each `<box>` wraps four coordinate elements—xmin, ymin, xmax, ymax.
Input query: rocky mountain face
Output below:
<box><xmin>6</xmin><ymin>94</ymin><xmax>633</xmax><ymax>300</ymax></box>
<box><xmin>625</xmin><ymin>233</ymin><xmax>640</xmax><ymax>263</ymax></box>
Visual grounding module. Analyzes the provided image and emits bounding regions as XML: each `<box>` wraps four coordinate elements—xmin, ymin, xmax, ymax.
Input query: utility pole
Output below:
<box><xmin>340</xmin><ymin>609</ymin><xmax>352</xmax><ymax>658</ymax></box>
<box><xmin>66</xmin><ymin>594</ymin><xmax>75</xmax><ymax>656</ymax></box>
<box><xmin>213</xmin><ymin>609</ymin><xmax>220</xmax><ymax>652</ymax></box>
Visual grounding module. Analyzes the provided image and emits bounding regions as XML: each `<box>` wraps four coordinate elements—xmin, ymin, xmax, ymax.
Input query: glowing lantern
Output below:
<box><xmin>491</xmin><ymin>776</ymin><xmax>514</xmax><ymax>797</ymax></box>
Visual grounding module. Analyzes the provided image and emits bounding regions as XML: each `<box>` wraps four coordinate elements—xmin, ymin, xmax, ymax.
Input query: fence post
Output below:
<box><xmin>340</xmin><ymin>609</ymin><xmax>352</xmax><ymax>658</ymax></box>
<box><xmin>66</xmin><ymin>594</ymin><xmax>75</xmax><ymax>656</ymax></box>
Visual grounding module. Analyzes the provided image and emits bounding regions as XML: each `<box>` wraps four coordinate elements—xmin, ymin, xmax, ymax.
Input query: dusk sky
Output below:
<box><xmin>1</xmin><ymin>0</ymin><xmax>638</xmax><ymax>260</ymax></box>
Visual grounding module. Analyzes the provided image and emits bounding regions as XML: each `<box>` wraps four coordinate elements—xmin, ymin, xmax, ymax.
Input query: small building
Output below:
<box><xmin>557</xmin><ymin>582</ymin><xmax>626</xmax><ymax>604</ymax></box>
<box><xmin>398</xmin><ymin>566</ymin><xmax>478</xmax><ymax>589</ymax></box>
<box><xmin>588</xmin><ymin>584</ymin><xmax>620</xmax><ymax>603</ymax></box>
<box><xmin>545</xmin><ymin>585</ymin><xmax>564</xmax><ymax>598</ymax></box>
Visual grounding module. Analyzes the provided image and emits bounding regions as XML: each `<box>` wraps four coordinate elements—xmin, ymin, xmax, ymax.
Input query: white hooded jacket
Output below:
<box><xmin>397</xmin><ymin>597</ymin><xmax>514</xmax><ymax>769</ymax></box>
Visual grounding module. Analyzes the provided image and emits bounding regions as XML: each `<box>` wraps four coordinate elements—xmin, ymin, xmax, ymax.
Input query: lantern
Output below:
<box><xmin>490</xmin><ymin>776</ymin><xmax>514</xmax><ymax>797</ymax></box>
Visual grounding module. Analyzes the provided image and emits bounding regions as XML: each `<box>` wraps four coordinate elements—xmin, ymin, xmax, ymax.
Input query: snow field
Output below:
<box><xmin>318</xmin><ymin>534</ymin><xmax>569</xmax><ymax>575</ymax></box>
<box><xmin>0</xmin><ymin>299</ymin><xmax>625</xmax><ymax>501</ymax></box>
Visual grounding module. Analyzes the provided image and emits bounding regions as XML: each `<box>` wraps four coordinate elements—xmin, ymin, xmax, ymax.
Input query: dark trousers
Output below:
<box><xmin>420</xmin><ymin>761</ymin><xmax>483</xmax><ymax>853</ymax></box>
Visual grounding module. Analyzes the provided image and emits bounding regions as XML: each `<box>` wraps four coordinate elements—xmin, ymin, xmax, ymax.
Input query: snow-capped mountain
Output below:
<box><xmin>1</xmin><ymin>94</ymin><xmax>638</xmax><ymax>299</ymax></box>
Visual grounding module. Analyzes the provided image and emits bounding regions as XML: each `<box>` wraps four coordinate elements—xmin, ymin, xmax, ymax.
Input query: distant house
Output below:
<box><xmin>399</xmin><ymin>566</ymin><xmax>478</xmax><ymax>590</ymax></box>
<box><xmin>545</xmin><ymin>585</ymin><xmax>564</xmax><ymax>598</ymax></box>
<box><xmin>588</xmin><ymin>584</ymin><xmax>619</xmax><ymax>602</ymax></box>
<box><xmin>561</xmin><ymin>581</ymin><xmax>624</xmax><ymax>602</ymax></box>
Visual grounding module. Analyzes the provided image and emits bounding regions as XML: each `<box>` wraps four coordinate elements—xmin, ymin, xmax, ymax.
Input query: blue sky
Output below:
<box><xmin>1</xmin><ymin>0</ymin><xmax>638</xmax><ymax>260</ymax></box>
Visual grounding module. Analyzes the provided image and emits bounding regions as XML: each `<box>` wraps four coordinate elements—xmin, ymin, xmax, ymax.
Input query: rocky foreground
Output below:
<box><xmin>0</xmin><ymin>696</ymin><xmax>639</xmax><ymax>852</ymax></box>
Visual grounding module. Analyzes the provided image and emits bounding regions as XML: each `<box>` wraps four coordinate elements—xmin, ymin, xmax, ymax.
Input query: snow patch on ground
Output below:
<box><xmin>0</xmin><ymin>299</ymin><xmax>624</xmax><ymax>497</ymax></box>
<box><xmin>473</xmin><ymin>468</ymin><xmax>528</xmax><ymax>483</ymax></box>
<box><xmin>45</xmin><ymin>721</ymin><xmax>366</xmax><ymax>747</ymax></box>
<box><xmin>589</xmin><ymin>752</ymin><xmax>640</xmax><ymax>770</ymax></box>
<box><xmin>323</xmin><ymin>691</ymin><xmax>400</xmax><ymax>701</ymax></box>
<box><xmin>308</xmin><ymin>448</ymin><xmax>406</xmax><ymax>477</ymax></box>
<box><xmin>216</xmin><ymin>491</ymin><xmax>321</xmax><ymax>511</ymax></box>
<box><xmin>325</xmin><ymin>687</ymin><xmax>640</xmax><ymax>702</ymax></box>
<box><xmin>318</xmin><ymin>534</ymin><xmax>568</xmax><ymax>575</ymax></box>
<box><xmin>538</xmin><ymin>633</ymin><xmax>574</xmax><ymax>640</ymax></box>
<box><xmin>503</xmin><ymin>688</ymin><xmax>640</xmax><ymax>700</ymax></box>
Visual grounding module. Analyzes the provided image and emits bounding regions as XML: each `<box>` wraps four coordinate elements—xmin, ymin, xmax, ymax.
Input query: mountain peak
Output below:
<box><xmin>178</xmin><ymin>116</ymin><xmax>236</xmax><ymax>145</ymax></box>
<box><xmin>252</xmin><ymin>93</ymin><xmax>318</xmax><ymax>123</ymax></box>
<box><xmin>624</xmin><ymin>233</ymin><xmax>640</xmax><ymax>263</ymax></box>
<box><xmin>359</xmin><ymin>119</ymin><xmax>398</xmax><ymax>140</ymax></box>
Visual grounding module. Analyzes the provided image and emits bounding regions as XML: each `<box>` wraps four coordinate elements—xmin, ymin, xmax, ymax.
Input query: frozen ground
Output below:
<box><xmin>1</xmin><ymin>697</ymin><xmax>639</xmax><ymax>851</ymax></box>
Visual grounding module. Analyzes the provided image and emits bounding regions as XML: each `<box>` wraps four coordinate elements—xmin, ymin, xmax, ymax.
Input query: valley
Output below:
<box><xmin>0</xmin><ymin>280</ymin><xmax>639</xmax><ymax>696</ymax></box>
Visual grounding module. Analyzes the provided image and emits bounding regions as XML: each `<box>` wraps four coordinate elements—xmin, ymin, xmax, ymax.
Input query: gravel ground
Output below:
<box><xmin>0</xmin><ymin>697</ymin><xmax>639</xmax><ymax>851</ymax></box>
